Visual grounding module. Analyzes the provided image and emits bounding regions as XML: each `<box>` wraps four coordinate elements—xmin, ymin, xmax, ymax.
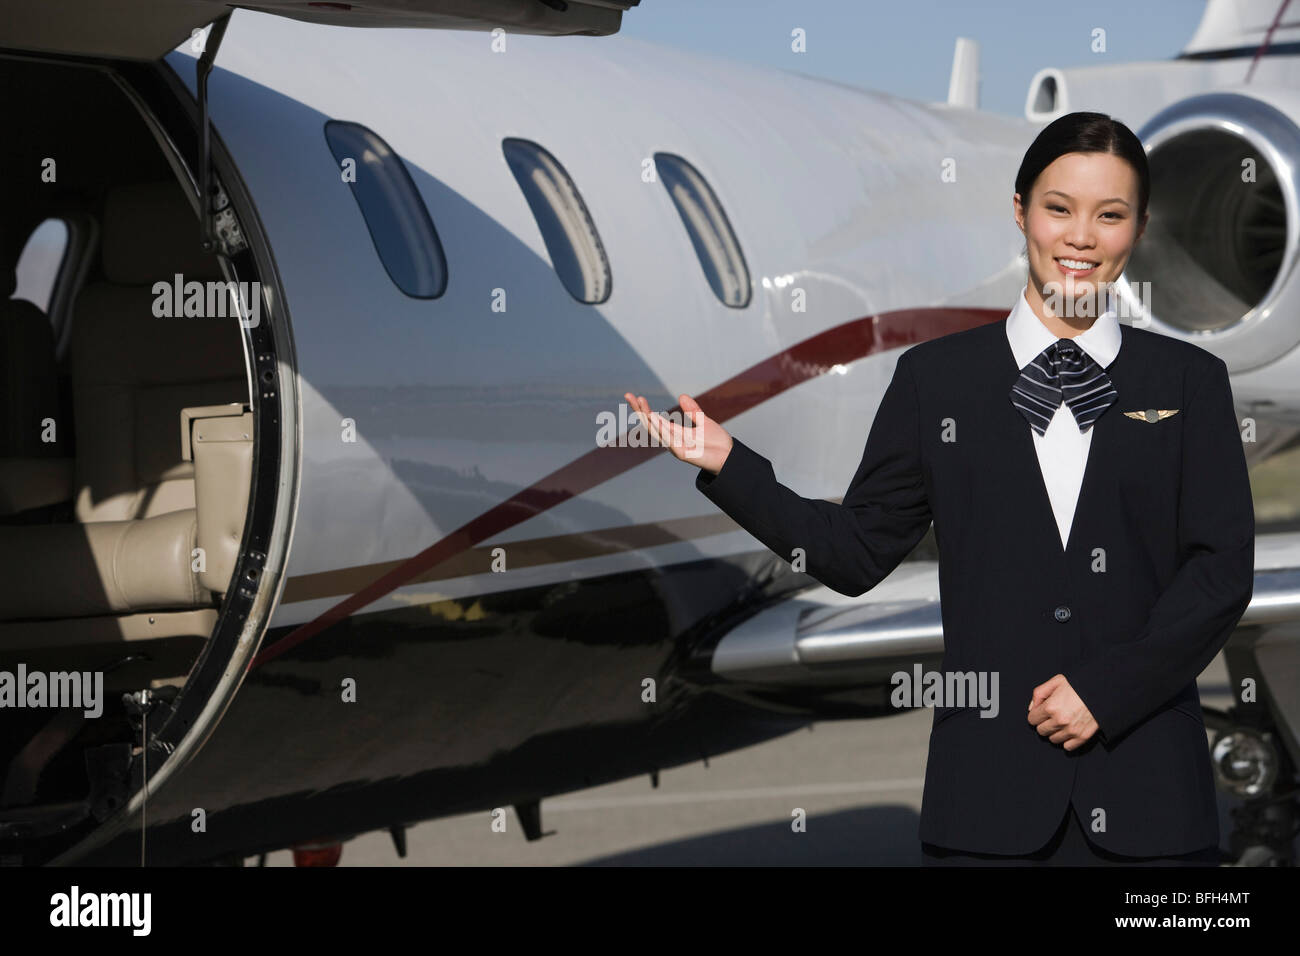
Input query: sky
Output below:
<box><xmin>616</xmin><ymin>0</ymin><xmax>1210</xmax><ymax>118</ymax></box>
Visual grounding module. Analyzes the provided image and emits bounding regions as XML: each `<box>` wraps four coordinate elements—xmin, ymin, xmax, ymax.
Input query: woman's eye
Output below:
<box><xmin>1047</xmin><ymin>204</ymin><xmax>1121</xmax><ymax>219</ymax></box>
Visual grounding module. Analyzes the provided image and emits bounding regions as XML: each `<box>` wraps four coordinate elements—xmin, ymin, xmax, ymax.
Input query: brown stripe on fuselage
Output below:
<box><xmin>279</xmin><ymin>510</ymin><xmax>754</xmax><ymax>604</ymax></box>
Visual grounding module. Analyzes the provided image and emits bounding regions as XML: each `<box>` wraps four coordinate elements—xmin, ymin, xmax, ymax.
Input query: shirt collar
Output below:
<box><xmin>1005</xmin><ymin>283</ymin><xmax>1121</xmax><ymax>370</ymax></box>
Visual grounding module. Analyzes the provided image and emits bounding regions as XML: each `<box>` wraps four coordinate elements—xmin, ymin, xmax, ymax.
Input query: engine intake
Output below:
<box><xmin>1116</xmin><ymin>90</ymin><xmax>1300</xmax><ymax>371</ymax></box>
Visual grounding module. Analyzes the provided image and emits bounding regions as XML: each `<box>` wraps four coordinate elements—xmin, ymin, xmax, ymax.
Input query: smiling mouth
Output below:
<box><xmin>1055</xmin><ymin>256</ymin><xmax>1099</xmax><ymax>272</ymax></box>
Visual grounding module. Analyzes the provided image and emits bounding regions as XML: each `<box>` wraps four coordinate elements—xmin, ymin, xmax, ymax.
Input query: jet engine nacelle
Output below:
<box><xmin>1114</xmin><ymin>88</ymin><xmax>1300</xmax><ymax>375</ymax></box>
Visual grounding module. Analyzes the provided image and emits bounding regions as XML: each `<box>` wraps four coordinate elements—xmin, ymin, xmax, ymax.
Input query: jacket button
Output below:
<box><xmin>1054</xmin><ymin>605</ymin><xmax>1071</xmax><ymax>622</ymax></box>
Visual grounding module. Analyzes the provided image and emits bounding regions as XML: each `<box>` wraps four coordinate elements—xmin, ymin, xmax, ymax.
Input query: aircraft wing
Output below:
<box><xmin>710</xmin><ymin>531</ymin><xmax>1300</xmax><ymax>714</ymax></box>
<box><xmin>1</xmin><ymin>0</ymin><xmax>642</xmax><ymax>60</ymax></box>
<box><xmin>710</xmin><ymin>560</ymin><xmax>944</xmax><ymax>685</ymax></box>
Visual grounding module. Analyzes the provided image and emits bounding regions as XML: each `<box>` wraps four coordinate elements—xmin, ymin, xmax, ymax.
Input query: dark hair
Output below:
<box><xmin>1015</xmin><ymin>111</ymin><xmax>1150</xmax><ymax>222</ymax></box>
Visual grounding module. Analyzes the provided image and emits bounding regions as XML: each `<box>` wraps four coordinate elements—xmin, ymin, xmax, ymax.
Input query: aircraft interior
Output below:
<box><xmin>0</xmin><ymin>55</ymin><xmax>254</xmax><ymax>819</ymax></box>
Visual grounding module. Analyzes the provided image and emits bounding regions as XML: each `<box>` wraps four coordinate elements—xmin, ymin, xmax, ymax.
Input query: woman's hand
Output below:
<box><xmin>1028</xmin><ymin>674</ymin><xmax>1099</xmax><ymax>751</ymax></box>
<box><xmin>623</xmin><ymin>392</ymin><xmax>733</xmax><ymax>475</ymax></box>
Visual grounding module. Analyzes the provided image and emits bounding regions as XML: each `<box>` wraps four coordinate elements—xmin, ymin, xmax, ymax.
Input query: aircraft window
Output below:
<box><xmin>653</xmin><ymin>153</ymin><xmax>751</xmax><ymax>308</ymax></box>
<box><xmin>12</xmin><ymin>217</ymin><xmax>69</xmax><ymax>313</ymax></box>
<box><xmin>323</xmin><ymin>120</ymin><xmax>447</xmax><ymax>298</ymax></box>
<box><xmin>501</xmin><ymin>138</ymin><xmax>611</xmax><ymax>304</ymax></box>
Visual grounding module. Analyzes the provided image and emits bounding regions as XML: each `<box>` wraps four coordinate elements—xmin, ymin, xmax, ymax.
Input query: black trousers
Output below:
<box><xmin>921</xmin><ymin>800</ymin><xmax>1221</xmax><ymax>866</ymax></box>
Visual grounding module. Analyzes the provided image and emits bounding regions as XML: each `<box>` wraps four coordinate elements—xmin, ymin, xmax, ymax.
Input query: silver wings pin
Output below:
<box><xmin>1122</xmin><ymin>408</ymin><xmax>1180</xmax><ymax>422</ymax></box>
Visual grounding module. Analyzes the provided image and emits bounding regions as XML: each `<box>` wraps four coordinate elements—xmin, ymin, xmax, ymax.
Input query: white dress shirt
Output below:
<box><xmin>1005</xmin><ymin>284</ymin><xmax>1121</xmax><ymax>549</ymax></box>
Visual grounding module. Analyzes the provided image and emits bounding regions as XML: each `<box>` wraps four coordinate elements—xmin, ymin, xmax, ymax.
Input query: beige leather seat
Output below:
<box><xmin>0</xmin><ymin>181</ymin><xmax>249</xmax><ymax>621</ymax></box>
<box><xmin>0</xmin><ymin>254</ymin><xmax>75</xmax><ymax>514</ymax></box>
<box><xmin>1</xmin><ymin>267</ymin><xmax>60</xmax><ymax>457</ymax></box>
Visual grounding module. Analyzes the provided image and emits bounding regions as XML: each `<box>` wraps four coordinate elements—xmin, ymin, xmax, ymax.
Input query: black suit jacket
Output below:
<box><xmin>695</xmin><ymin>318</ymin><xmax>1255</xmax><ymax>856</ymax></box>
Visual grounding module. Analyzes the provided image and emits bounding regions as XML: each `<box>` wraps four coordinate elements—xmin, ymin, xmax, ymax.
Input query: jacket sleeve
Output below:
<box><xmin>694</xmin><ymin>349</ymin><xmax>933</xmax><ymax>597</ymax></box>
<box><xmin>1066</xmin><ymin>356</ymin><xmax>1255</xmax><ymax>742</ymax></box>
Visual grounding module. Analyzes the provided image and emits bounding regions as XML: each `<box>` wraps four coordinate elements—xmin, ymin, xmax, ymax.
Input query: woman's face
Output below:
<box><xmin>1014</xmin><ymin>151</ymin><xmax>1146</xmax><ymax>317</ymax></box>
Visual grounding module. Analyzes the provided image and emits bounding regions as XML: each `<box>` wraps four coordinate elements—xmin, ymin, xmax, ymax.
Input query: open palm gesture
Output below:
<box><xmin>623</xmin><ymin>392</ymin><xmax>733</xmax><ymax>475</ymax></box>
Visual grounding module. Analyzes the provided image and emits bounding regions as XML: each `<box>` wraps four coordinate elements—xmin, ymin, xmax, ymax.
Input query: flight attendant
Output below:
<box><xmin>624</xmin><ymin>111</ymin><xmax>1255</xmax><ymax>865</ymax></box>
